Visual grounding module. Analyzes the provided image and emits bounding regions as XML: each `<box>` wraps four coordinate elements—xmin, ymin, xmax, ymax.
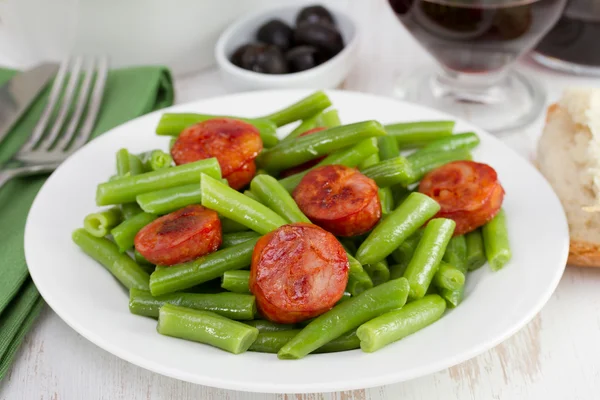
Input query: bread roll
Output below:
<box><xmin>537</xmin><ymin>88</ymin><xmax>600</xmax><ymax>267</ymax></box>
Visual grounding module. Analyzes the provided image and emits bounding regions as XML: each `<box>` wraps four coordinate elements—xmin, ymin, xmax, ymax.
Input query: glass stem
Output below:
<box><xmin>430</xmin><ymin>67</ymin><xmax>510</xmax><ymax>105</ymax></box>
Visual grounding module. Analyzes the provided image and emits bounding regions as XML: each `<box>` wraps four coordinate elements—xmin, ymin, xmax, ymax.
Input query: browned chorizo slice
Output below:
<box><xmin>134</xmin><ymin>205</ymin><xmax>221</xmax><ymax>266</ymax></box>
<box><xmin>292</xmin><ymin>165</ymin><xmax>382</xmax><ymax>237</ymax></box>
<box><xmin>249</xmin><ymin>222</ymin><xmax>349</xmax><ymax>324</ymax></box>
<box><xmin>171</xmin><ymin>118</ymin><xmax>263</xmax><ymax>189</ymax></box>
<box><xmin>419</xmin><ymin>160</ymin><xmax>505</xmax><ymax>235</ymax></box>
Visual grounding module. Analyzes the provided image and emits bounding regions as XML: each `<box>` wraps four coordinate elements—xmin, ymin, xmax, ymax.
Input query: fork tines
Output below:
<box><xmin>19</xmin><ymin>56</ymin><xmax>108</xmax><ymax>158</ymax></box>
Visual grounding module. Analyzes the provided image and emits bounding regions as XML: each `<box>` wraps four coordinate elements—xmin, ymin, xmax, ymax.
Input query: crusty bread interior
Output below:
<box><xmin>537</xmin><ymin>88</ymin><xmax>600</xmax><ymax>266</ymax></box>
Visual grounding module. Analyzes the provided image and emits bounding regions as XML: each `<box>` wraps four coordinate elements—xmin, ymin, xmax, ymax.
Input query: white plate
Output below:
<box><xmin>25</xmin><ymin>90</ymin><xmax>569</xmax><ymax>393</ymax></box>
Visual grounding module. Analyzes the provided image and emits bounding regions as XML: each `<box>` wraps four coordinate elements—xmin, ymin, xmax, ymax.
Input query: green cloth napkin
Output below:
<box><xmin>0</xmin><ymin>65</ymin><xmax>174</xmax><ymax>380</ymax></box>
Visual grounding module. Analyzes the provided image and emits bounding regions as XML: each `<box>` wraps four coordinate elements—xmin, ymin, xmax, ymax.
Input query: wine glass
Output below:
<box><xmin>388</xmin><ymin>0</ymin><xmax>567</xmax><ymax>132</ymax></box>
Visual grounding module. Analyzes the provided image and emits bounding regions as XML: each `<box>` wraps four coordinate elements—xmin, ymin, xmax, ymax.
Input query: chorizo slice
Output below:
<box><xmin>279</xmin><ymin>127</ymin><xmax>327</xmax><ymax>178</ymax></box>
<box><xmin>419</xmin><ymin>160</ymin><xmax>505</xmax><ymax>235</ymax></box>
<box><xmin>293</xmin><ymin>165</ymin><xmax>382</xmax><ymax>237</ymax></box>
<box><xmin>134</xmin><ymin>205</ymin><xmax>222</xmax><ymax>266</ymax></box>
<box><xmin>171</xmin><ymin>118</ymin><xmax>263</xmax><ymax>189</ymax></box>
<box><xmin>250</xmin><ymin>222</ymin><xmax>349</xmax><ymax>324</ymax></box>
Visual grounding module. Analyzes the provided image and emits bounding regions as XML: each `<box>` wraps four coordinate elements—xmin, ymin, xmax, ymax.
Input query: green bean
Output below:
<box><xmin>258</xmin><ymin>121</ymin><xmax>386</xmax><ymax>173</ymax></box>
<box><xmin>201</xmin><ymin>174</ymin><xmax>287</xmax><ymax>234</ymax></box>
<box><xmin>346</xmin><ymin>254</ymin><xmax>374</xmax><ymax>296</ymax></box>
<box><xmin>389</xmin><ymin>262</ymin><xmax>409</xmax><ymax>280</ymax></box>
<box><xmin>129</xmin><ymin>288</ymin><xmax>255</xmax><ymax>320</ymax></box>
<box><xmin>391</xmin><ymin>230</ymin><xmax>423</xmax><ymax>264</ymax></box>
<box><xmin>221</xmin><ymin>232</ymin><xmax>261</xmax><ymax>249</ymax></box>
<box><xmin>357</xmin><ymin>294</ymin><xmax>446</xmax><ymax>352</ymax></box>
<box><xmin>250</xmin><ymin>175</ymin><xmax>310</xmax><ymax>224</ymax></box>
<box><xmin>111</xmin><ymin>212</ymin><xmax>157</xmax><ymax>253</ymax></box>
<box><xmin>318</xmin><ymin>109</ymin><xmax>341</xmax><ymax>128</ymax></box>
<box><xmin>134</xmin><ymin>249</ymin><xmax>152</xmax><ymax>266</ymax></box>
<box><xmin>244</xmin><ymin>320</ymin><xmax>297</xmax><ymax>332</ymax></box>
<box><xmin>149</xmin><ymin>237</ymin><xmax>259</xmax><ymax>295</ymax></box>
<box><xmin>417</xmin><ymin>132</ymin><xmax>480</xmax><ymax>154</ymax></box>
<box><xmin>157</xmin><ymin>304</ymin><xmax>259</xmax><ymax>354</ymax></box>
<box><xmin>356</xmin><ymin>192</ymin><xmax>440</xmax><ymax>265</ymax></box>
<box><xmin>377</xmin><ymin>136</ymin><xmax>407</xmax><ymax>209</ymax></box>
<box><xmin>138</xmin><ymin>149</ymin><xmax>173</xmax><ymax>171</ymax></box>
<box><xmin>358</xmin><ymin>153</ymin><xmax>380</xmax><ymax>170</ymax></box>
<box><xmin>155</xmin><ymin>113</ymin><xmax>279</xmax><ymax>148</ymax></box>
<box><xmin>221</xmin><ymin>217</ymin><xmax>250</xmax><ymax>233</ymax></box>
<box><xmin>378</xmin><ymin>135</ymin><xmax>400</xmax><ymax>161</ymax></box>
<box><xmin>482</xmin><ymin>209</ymin><xmax>511</xmax><ymax>271</ymax></box>
<box><xmin>386</xmin><ymin>121</ymin><xmax>454</xmax><ymax>148</ymax></box>
<box><xmin>392</xmin><ymin>186</ymin><xmax>411</xmax><ymax>208</ymax></box>
<box><xmin>83</xmin><ymin>207</ymin><xmax>123</xmax><ymax>237</ymax></box>
<box><xmin>361</xmin><ymin>157</ymin><xmax>414</xmax><ymax>188</ymax></box>
<box><xmin>221</xmin><ymin>270</ymin><xmax>251</xmax><ymax>294</ymax></box>
<box><xmin>285</xmin><ymin>116</ymin><xmax>320</xmax><ymax>142</ymax></box>
<box><xmin>249</xmin><ymin>330</ymin><xmax>298</xmax><ymax>353</ymax></box>
<box><xmin>72</xmin><ymin>229</ymin><xmax>149</xmax><ymax>290</ymax></box>
<box><xmin>97</xmin><ymin>158</ymin><xmax>221</xmax><ymax>206</ymax></box>
<box><xmin>336</xmin><ymin>291</ymin><xmax>352</xmax><ymax>304</ymax></box>
<box><xmin>250</xmin><ymin>329</ymin><xmax>359</xmax><ymax>354</ymax></box>
<box><xmin>378</xmin><ymin>188</ymin><xmax>394</xmax><ymax>215</ymax></box>
<box><xmin>260</xmin><ymin>91</ymin><xmax>332</xmax><ymax>127</ymax></box>
<box><xmin>339</xmin><ymin>238</ymin><xmax>357</xmax><ymax>255</ymax></box>
<box><xmin>403</xmin><ymin>218</ymin><xmax>455</xmax><ymax>300</ymax></box>
<box><xmin>443</xmin><ymin>235</ymin><xmax>467</xmax><ymax>274</ymax></box>
<box><xmin>278</xmin><ymin>278</ymin><xmax>410</xmax><ymax>359</ymax></box>
<box><xmin>316</xmin><ymin>329</ymin><xmax>360</xmax><ymax>353</ymax></box>
<box><xmin>440</xmin><ymin>286</ymin><xmax>464</xmax><ymax>308</ymax></box>
<box><xmin>465</xmin><ymin>229</ymin><xmax>487</xmax><ymax>271</ymax></box>
<box><xmin>278</xmin><ymin>138</ymin><xmax>379</xmax><ymax>193</ymax></box>
<box><xmin>282</xmin><ymin>108</ymin><xmax>341</xmax><ymax>144</ymax></box>
<box><xmin>243</xmin><ymin>190</ymin><xmax>261</xmax><ymax>203</ymax></box>
<box><xmin>364</xmin><ymin>260</ymin><xmax>390</xmax><ymax>286</ymax></box>
<box><xmin>136</xmin><ymin>184</ymin><xmax>200</xmax><ymax>215</ymax></box>
<box><xmin>407</xmin><ymin>149</ymin><xmax>472</xmax><ymax>184</ymax></box>
<box><xmin>116</xmin><ymin>149</ymin><xmax>144</xmax><ymax>218</ymax></box>
<box><xmin>432</xmin><ymin>261</ymin><xmax>465</xmax><ymax>291</ymax></box>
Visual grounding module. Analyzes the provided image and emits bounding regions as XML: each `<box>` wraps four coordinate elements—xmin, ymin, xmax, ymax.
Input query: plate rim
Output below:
<box><xmin>24</xmin><ymin>89</ymin><xmax>569</xmax><ymax>393</ymax></box>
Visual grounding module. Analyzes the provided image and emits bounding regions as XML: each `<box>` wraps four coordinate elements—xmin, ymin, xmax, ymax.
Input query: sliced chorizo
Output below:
<box><xmin>250</xmin><ymin>222</ymin><xmax>349</xmax><ymax>324</ymax></box>
<box><xmin>279</xmin><ymin>127</ymin><xmax>327</xmax><ymax>178</ymax></box>
<box><xmin>293</xmin><ymin>165</ymin><xmax>382</xmax><ymax>237</ymax></box>
<box><xmin>134</xmin><ymin>205</ymin><xmax>221</xmax><ymax>266</ymax></box>
<box><xmin>419</xmin><ymin>160</ymin><xmax>505</xmax><ymax>235</ymax></box>
<box><xmin>171</xmin><ymin>118</ymin><xmax>263</xmax><ymax>189</ymax></box>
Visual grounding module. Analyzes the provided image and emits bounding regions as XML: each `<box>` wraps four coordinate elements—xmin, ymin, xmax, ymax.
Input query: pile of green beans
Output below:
<box><xmin>73</xmin><ymin>91</ymin><xmax>512</xmax><ymax>357</ymax></box>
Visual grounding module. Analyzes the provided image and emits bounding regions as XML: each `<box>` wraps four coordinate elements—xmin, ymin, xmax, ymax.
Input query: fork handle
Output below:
<box><xmin>0</xmin><ymin>163</ymin><xmax>60</xmax><ymax>190</ymax></box>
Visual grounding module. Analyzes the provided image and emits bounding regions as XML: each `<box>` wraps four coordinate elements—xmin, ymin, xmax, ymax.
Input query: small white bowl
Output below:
<box><xmin>215</xmin><ymin>4</ymin><xmax>358</xmax><ymax>91</ymax></box>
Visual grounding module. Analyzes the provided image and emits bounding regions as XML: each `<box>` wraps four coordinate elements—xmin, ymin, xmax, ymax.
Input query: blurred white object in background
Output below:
<box><xmin>0</xmin><ymin>0</ymin><xmax>349</xmax><ymax>76</ymax></box>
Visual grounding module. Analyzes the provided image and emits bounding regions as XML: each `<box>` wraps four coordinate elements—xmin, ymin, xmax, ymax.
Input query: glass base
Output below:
<box><xmin>394</xmin><ymin>67</ymin><xmax>546</xmax><ymax>133</ymax></box>
<box><xmin>531</xmin><ymin>52</ymin><xmax>600</xmax><ymax>77</ymax></box>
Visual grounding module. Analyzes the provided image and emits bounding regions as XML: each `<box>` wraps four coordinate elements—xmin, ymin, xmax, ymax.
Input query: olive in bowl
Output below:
<box><xmin>215</xmin><ymin>4</ymin><xmax>357</xmax><ymax>90</ymax></box>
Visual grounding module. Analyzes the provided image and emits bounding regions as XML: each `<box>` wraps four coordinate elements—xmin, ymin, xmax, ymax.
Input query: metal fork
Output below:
<box><xmin>0</xmin><ymin>56</ymin><xmax>108</xmax><ymax>189</ymax></box>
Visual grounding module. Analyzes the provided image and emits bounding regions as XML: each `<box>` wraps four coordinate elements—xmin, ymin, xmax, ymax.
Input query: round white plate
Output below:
<box><xmin>25</xmin><ymin>90</ymin><xmax>569</xmax><ymax>393</ymax></box>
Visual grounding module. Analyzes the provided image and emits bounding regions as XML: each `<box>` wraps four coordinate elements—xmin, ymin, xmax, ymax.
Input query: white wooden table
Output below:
<box><xmin>2</xmin><ymin>1</ymin><xmax>600</xmax><ymax>399</ymax></box>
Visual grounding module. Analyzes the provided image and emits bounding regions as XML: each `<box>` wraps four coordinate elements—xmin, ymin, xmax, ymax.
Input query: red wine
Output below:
<box><xmin>389</xmin><ymin>0</ymin><xmax>567</xmax><ymax>73</ymax></box>
<box><xmin>535</xmin><ymin>0</ymin><xmax>600</xmax><ymax>67</ymax></box>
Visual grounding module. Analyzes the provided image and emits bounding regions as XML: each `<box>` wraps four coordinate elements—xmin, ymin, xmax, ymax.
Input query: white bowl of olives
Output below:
<box><xmin>215</xmin><ymin>4</ymin><xmax>358</xmax><ymax>91</ymax></box>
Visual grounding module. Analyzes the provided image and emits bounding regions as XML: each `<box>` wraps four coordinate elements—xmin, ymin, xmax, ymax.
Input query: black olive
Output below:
<box><xmin>285</xmin><ymin>46</ymin><xmax>321</xmax><ymax>72</ymax></box>
<box><xmin>294</xmin><ymin>21</ymin><xmax>344</xmax><ymax>58</ymax></box>
<box><xmin>296</xmin><ymin>5</ymin><xmax>336</xmax><ymax>26</ymax></box>
<box><xmin>230</xmin><ymin>44</ymin><xmax>253</xmax><ymax>68</ymax></box>
<box><xmin>257</xmin><ymin>19</ymin><xmax>295</xmax><ymax>51</ymax></box>
<box><xmin>230</xmin><ymin>43</ymin><xmax>288</xmax><ymax>74</ymax></box>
